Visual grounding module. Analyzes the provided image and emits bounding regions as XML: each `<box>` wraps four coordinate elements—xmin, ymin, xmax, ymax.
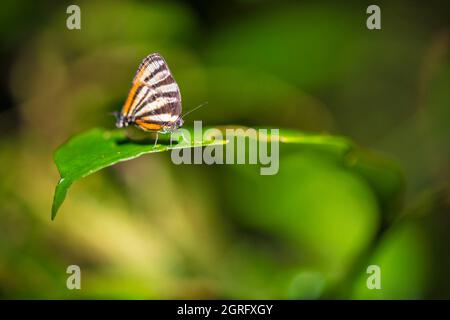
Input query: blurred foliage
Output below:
<box><xmin>0</xmin><ymin>0</ymin><xmax>449</xmax><ymax>299</ymax></box>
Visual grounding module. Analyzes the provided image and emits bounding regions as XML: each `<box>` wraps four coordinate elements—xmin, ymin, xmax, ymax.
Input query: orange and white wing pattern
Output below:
<box><xmin>116</xmin><ymin>53</ymin><xmax>183</xmax><ymax>133</ymax></box>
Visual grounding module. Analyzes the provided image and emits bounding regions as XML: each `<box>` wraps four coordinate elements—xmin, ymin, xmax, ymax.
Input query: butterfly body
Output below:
<box><xmin>115</xmin><ymin>113</ymin><xmax>183</xmax><ymax>133</ymax></box>
<box><xmin>116</xmin><ymin>53</ymin><xmax>183</xmax><ymax>133</ymax></box>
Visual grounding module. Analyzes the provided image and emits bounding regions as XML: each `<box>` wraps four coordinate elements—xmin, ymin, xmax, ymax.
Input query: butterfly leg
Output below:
<box><xmin>181</xmin><ymin>131</ymin><xmax>190</xmax><ymax>144</ymax></box>
<box><xmin>153</xmin><ymin>132</ymin><xmax>159</xmax><ymax>147</ymax></box>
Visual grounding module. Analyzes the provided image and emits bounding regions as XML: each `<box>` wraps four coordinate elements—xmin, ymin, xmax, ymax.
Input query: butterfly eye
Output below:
<box><xmin>115</xmin><ymin>116</ymin><xmax>124</xmax><ymax>128</ymax></box>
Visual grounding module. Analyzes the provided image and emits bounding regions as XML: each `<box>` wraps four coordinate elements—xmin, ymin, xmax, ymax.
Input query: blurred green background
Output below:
<box><xmin>0</xmin><ymin>0</ymin><xmax>449</xmax><ymax>299</ymax></box>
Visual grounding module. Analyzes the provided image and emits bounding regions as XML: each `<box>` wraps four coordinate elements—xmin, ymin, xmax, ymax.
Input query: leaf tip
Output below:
<box><xmin>51</xmin><ymin>206</ymin><xmax>57</xmax><ymax>221</ymax></box>
<box><xmin>51</xmin><ymin>177</ymin><xmax>71</xmax><ymax>221</ymax></box>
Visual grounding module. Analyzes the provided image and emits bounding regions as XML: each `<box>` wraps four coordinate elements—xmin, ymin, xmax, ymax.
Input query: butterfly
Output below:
<box><xmin>116</xmin><ymin>53</ymin><xmax>183</xmax><ymax>138</ymax></box>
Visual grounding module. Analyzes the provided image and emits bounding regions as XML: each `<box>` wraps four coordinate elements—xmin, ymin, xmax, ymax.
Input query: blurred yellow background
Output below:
<box><xmin>0</xmin><ymin>0</ymin><xmax>449</xmax><ymax>299</ymax></box>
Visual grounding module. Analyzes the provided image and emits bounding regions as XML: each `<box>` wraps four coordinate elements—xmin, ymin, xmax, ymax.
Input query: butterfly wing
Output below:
<box><xmin>120</xmin><ymin>53</ymin><xmax>182</xmax><ymax>131</ymax></box>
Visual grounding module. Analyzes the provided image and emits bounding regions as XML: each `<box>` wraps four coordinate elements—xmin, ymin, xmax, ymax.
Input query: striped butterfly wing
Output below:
<box><xmin>121</xmin><ymin>53</ymin><xmax>182</xmax><ymax>131</ymax></box>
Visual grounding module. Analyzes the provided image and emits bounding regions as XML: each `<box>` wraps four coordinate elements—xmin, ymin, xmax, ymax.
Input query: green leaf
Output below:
<box><xmin>51</xmin><ymin>127</ymin><xmax>226</xmax><ymax>219</ymax></box>
<box><xmin>51</xmin><ymin>126</ymin><xmax>402</xmax><ymax>220</ymax></box>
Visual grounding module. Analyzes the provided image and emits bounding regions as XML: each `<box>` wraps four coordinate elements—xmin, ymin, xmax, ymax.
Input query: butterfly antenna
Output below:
<box><xmin>181</xmin><ymin>101</ymin><xmax>209</xmax><ymax>119</ymax></box>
